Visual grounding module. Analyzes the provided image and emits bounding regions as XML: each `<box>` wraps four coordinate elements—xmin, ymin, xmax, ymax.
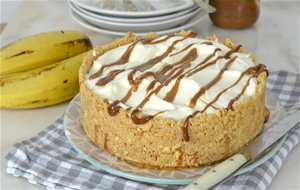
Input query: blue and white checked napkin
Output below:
<box><xmin>5</xmin><ymin>70</ymin><xmax>300</xmax><ymax>190</ymax></box>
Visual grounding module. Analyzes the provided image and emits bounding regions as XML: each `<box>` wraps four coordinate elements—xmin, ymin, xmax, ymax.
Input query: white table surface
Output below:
<box><xmin>1</xmin><ymin>1</ymin><xmax>299</xmax><ymax>190</ymax></box>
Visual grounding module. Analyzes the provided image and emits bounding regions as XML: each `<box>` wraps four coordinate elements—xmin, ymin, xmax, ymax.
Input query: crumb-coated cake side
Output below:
<box><xmin>79</xmin><ymin>31</ymin><xmax>268</xmax><ymax>168</ymax></box>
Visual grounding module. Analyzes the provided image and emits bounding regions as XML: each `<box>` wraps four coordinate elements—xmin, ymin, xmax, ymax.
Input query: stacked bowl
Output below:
<box><xmin>69</xmin><ymin>0</ymin><xmax>204</xmax><ymax>36</ymax></box>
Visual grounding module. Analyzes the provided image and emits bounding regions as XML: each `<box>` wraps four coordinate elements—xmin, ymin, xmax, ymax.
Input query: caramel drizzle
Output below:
<box><xmin>146</xmin><ymin>80</ymin><xmax>157</xmax><ymax>93</ymax></box>
<box><xmin>131</xmin><ymin>36</ymin><xmax>190</xmax><ymax>72</ymax></box>
<box><xmin>89</xmin><ymin>40</ymin><xmax>141</xmax><ymax>80</ymax></box>
<box><xmin>181</xmin><ymin>64</ymin><xmax>266</xmax><ymax>141</ymax></box>
<box><xmin>90</xmin><ymin>34</ymin><xmax>268</xmax><ymax>142</ymax></box>
<box><xmin>202</xmin><ymin>70</ymin><xmax>248</xmax><ymax>112</ymax></box>
<box><xmin>227</xmin><ymin>77</ymin><xmax>253</xmax><ymax>110</ymax></box>
<box><xmin>163</xmin><ymin>75</ymin><xmax>185</xmax><ymax>103</ymax></box>
<box><xmin>131</xmin><ymin>109</ymin><xmax>154</xmax><ymax>125</ymax></box>
<box><xmin>123</xmin><ymin>48</ymin><xmax>198</xmax><ymax>106</ymax></box>
<box><xmin>170</xmin><ymin>43</ymin><xmax>195</xmax><ymax>57</ymax></box>
<box><xmin>189</xmin><ymin>56</ymin><xmax>238</xmax><ymax>108</ymax></box>
<box><xmin>182</xmin><ymin>115</ymin><xmax>193</xmax><ymax>142</ymax></box>
<box><xmin>107</xmin><ymin>100</ymin><xmax>121</xmax><ymax>116</ymax></box>
<box><xmin>185</xmin><ymin>48</ymin><xmax>222</xmax><ymax>77</ymax></box>
<box><xmin>131</xmin><ymin>37</ymin><xmax>197</xmax><ymax>125</ymax></box>
<box><xmin>224</xmin><ymin>45</ymin><xmax>242</xmax><ymax>59</ymax></box>
<box><xmin>96</xmin><ymin>69</ymin><xmax>125</xmax><ymax>86</ymax></box>
<box><xmin>142</xmin><ymin>35</ymin><xmax>175</xmax><ymax>44</ymax></box>
<box><xmin>182</xmin><ymin>111</ymin><xmax>201</xmax><ymax>141</ymax></box>
<box><xmin>104</xmin><ymin>35</ymin><xmax>194</xmax><ymax>125</ymax></box>
<box><xmin>180</xmin><ymin>54</ymin><xmax>239</xmax><ymax>141</ymax></box>
<box><xmin>227</xmin><ymin>64</ymin><xmax>268</xmax><ymax>109</ymax></box>
<box><xmin>201</xmin><ymin>42</ymin><xmax>213</xmax><ymax>45</ymax></box>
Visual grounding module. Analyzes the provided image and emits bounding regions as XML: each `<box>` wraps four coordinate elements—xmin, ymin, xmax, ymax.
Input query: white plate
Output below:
<box><xmin>70</xmin><ymin>9</ymin><xmax>205</xmax><ymax>36</ymax></box>
<box><xmin>71</xmin><ymin>0</ymin><xmax>195</xmax><ymax>17</ymax></box>
<box><xmin>69</xmin><ymin>1</ymin><xmax>198</xmax><ymax>24</ymax></box>
<box><xmin>70</xmin><ymin>2</ymin><xmax>202</xmax><ymax>32</ymax></box>
<box><xmin>64</xmin><ymin>93</ymin><xmax>287</xmax><ymax>185</ymax></box>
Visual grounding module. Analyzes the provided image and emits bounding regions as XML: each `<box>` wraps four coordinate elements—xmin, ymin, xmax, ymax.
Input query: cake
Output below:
<box><xmin>79</xmin><ymin>31</ymin><xmax>268</xmax><ymax>168</ymax></box>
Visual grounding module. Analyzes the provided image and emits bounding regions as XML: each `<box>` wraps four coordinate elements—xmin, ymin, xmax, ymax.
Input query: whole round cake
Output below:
<box><xmin>79</xmin><ymin>31</ymin><xmax>268</xmax><ymax>168</ymax></box>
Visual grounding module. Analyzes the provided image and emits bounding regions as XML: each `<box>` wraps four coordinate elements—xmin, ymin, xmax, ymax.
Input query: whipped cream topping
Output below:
<box><xmin>85</xmin><ymin>34</ymin><xmax>266</xmax><ymax>141</ymax></box>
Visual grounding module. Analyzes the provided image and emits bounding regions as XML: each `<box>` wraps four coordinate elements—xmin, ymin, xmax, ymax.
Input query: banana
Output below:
<box><xmin>0</xmin><ymin>51</ymin><xmax>89</xmax><ymax>109</ymax></box>
<box><xmin>0</xmin><ymin>30</ymin><xmax>92</xmax><ymax>75</ymax></box>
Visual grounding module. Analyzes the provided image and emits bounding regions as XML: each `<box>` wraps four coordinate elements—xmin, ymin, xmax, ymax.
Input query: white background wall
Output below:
<box><xmin>1</xmin><ymin>0</ymin><xmax>300</xmax><ymax>23</ymax></box>
<box><xmin>1</xmin><ymin>0</ymin><xmax>21</xmax><ymax>23</ymax></box>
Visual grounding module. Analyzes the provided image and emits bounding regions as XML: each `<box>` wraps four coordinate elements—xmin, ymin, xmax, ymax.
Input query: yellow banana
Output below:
<box><xmin>0</xmin><ymin>51</ymin><xmax>89</xmax><ymax>109</ymax></box>
<box><xmin>0</xmin><ymin>30</ymin><xmax>92</xmax><ymax>75</ymax></box>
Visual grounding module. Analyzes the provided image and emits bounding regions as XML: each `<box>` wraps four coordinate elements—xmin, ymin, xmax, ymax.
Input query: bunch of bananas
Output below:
<box><xmin>0</xmin><ymin>30</ymin><xmax>93</xmax><ymax>109</ymax></box>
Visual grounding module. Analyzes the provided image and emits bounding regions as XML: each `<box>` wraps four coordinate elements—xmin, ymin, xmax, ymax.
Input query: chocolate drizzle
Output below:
<box><xmin>89</xmin><ymin>34</ymin><xmax>268</xmax><ymax>142</ymax></box>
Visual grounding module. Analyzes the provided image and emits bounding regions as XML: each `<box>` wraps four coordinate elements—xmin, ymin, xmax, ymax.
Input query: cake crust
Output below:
<box><xmin>79</xmin><ymin>31</ymin><xmax>267</xmax><ymax>168</ymax></box>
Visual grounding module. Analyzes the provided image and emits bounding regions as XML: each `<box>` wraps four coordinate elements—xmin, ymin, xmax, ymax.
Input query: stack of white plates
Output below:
<box><xmin>69</xmin><ymin>0</ymin><xmax>204</xmax><ymax>36</ymax></box>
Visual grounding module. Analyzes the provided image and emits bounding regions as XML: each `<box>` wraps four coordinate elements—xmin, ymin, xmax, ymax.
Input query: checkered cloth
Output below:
<box><xmin>5</xmin><ymin>70</ymin><xmax>300</xmax><ymax>190</ymax></box>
